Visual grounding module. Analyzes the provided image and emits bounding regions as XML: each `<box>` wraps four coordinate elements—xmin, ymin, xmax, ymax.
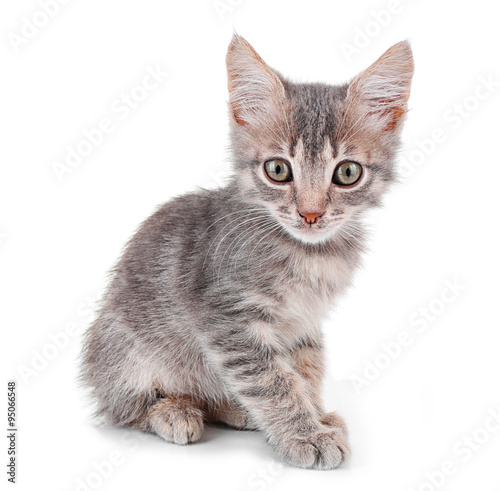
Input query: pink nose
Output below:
<box><xmin>299</xmin><ymin>210</ymin><xmax>324</xmax><ymax>224</ymax></box>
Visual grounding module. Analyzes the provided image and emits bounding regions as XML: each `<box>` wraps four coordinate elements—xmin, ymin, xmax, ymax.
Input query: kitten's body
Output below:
<box><xmin>85</xmin><ymin>187</ymin><xmax>359</xmax><ymax>419</ymax></box>
<box><xmin>81</xmin><ymin>36</ymin><xmax>413</xmax><ymax>469</ymax></box>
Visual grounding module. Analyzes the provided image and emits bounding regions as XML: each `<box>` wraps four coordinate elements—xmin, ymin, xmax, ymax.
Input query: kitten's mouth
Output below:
<box><xmin>285</xmin><ymin>220</ymin><xmax>339</xmax><ymax>244</ymax></box>
<box><xmin>274</xmin><ymin>209</ymin><xmax>344</xmax><ymax>244</ymax></box>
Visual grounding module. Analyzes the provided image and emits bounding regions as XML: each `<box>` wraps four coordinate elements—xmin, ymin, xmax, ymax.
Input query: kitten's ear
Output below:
<box><xmin>226</xmin><ymin>34</ymin><xmax>286</xmax><ymax>127</ymax></box>
<box><xmin>347</xmin><ymin>41</ymin><xmax>414</xmax><ymax>132</ymax></box>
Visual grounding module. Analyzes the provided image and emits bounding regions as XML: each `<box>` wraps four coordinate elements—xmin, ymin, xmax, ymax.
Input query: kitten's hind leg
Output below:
<box><xmin>142</xmin><ymin>395</ymin><xmax>205</xmax><ymax>445</ymax></box>
<box><xmin>208</xmin><ymin>400</ymin><xmax>258</xmax><ymax>430</ymax></box>
<box><xmin>321</xmin><ymin>412</ymin><xmax>349</xmax><ymax>437</ymax></box>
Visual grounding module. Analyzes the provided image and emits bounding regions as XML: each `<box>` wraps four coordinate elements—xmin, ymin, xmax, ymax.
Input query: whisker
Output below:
<box><xmin>202</xmin><ymin>211</ymin><xmax>270</xmax><ymax>269</ymax></box>
<box><xmin>198</xmin><ymin>208</ymin><xmax>266</xmax><ymax>242</ymax></box>
<box><xmin>244</xmin><ymin>222</ymin><xmax>285</xmax><ymax>273</ymax></box>
<box><xmin>224</xmin><ymin>219</ymin><xmax>278</xmax><ymax>288</ymax></box>
<box><xmin>208</xmin><ymin>213</ymin><xmax>272</xmax><ymax>270</ymax></box>
<box><xmin>215</xmin><ymin>216</ymin><xmax>275</xmax><ymax>280</ymax></box>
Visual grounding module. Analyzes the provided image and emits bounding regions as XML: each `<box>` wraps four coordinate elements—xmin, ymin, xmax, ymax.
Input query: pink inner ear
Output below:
<box><xmin>233</xmin><ymin>113</ymin><xmax>248</xmax><ymax>127</ymax></box>
<box><xmin>380</xmin><ymin>102</ymin><xmax>406</xmax><ymax>131</ymax></box>
<box><xmin>226</xmin><ymin>37</ymin><xmax>285</xmax><ymax>128</ymax></box>
<box><xmin>350</xmin><ymin>41</ymin><xmax>413</xmax><ymax>132</ymax></box>
<box><xmin>371</xmin><ymin>91</ymin><xmax>410</xmax><ymax>131</ymax></box>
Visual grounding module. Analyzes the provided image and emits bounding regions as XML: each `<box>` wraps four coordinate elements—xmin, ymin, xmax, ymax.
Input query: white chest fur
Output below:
<box><xmin>273</xmin><ymin>252</ymin><xmax>355</xmax><ymax>346</ymax></box>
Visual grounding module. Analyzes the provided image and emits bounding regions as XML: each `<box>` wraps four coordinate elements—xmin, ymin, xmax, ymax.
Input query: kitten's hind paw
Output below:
<box><xmin>147</xmin><ymin>396</ymin><xmax>205</xmax><ymax>445</ymax></box>
<box><xmin>208</xmin><ymin>401</ymin><xmax>258</xmax><ymax>431</ymax></box>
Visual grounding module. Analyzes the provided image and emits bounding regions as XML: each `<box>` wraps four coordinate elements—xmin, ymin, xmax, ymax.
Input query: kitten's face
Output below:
<box><xmin>226</xmin><ymin>36</ymin><xmax>414</xmax><ymax>245</ymax></box>
<box><xmin>234</xmin><ymin>86</ymin><xmax>395</xmax><ymax>245</ymax></box>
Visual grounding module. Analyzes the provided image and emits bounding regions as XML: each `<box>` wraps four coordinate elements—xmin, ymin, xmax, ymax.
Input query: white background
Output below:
<box><xmin>2</xmin><ymin>0</ymin><xmax>500</xmax><ymax>490</ymax></box>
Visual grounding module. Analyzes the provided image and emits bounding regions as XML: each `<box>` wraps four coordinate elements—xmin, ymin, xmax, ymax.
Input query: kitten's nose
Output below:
<box><xmin>298</xmin><ymin>210</ymin><xmax>324</xmax><ymax>224</ymax></box>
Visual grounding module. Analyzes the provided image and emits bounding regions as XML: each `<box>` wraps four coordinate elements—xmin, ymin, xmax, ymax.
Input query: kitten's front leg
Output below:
<box><xmin>292</xmin><ymin>342</ymin><xmax>349</xmax><ymax>436</ymax></box>
<box><xmin>291</xmin><ymin>341</ymin><xmax>325</xmax><ymax>415</ymax></box>
<box><xmin>210</xmin><ymin>328</ymin><xmax>350</xmax><ymax>469</ymax></box>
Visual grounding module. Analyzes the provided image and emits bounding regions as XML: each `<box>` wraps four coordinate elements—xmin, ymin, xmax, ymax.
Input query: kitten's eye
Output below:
<box><xmin>264</xmin><ymin>159</ymin><xmax>293</xmax><ymax>183</ymax></box>
<box><xmin>333</xmin><ymin>161</ymin><xmax>362</xmax><ymax>186</ymax></box>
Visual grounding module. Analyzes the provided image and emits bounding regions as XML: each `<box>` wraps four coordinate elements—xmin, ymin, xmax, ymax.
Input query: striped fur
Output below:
<box><xmin>80</xmin><ymin>35</ymin><xmax>413</xmax><ymax>469</ymax></box>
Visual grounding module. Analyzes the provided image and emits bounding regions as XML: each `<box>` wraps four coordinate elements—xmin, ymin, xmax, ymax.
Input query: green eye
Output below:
<box><xmin>264</xmin><ymin>159</ymin><xmax>293</xmax><ymax>183</ymax></box>
<box><xmin>333</xmin><ymin>161</ymin><xmax>363</xmax><ymax>186</ymax></box>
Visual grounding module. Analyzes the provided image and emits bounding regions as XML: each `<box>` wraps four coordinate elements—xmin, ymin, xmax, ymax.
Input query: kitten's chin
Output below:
<box><xmin>284</xmin><ymin>226</ymin><xmax>337</xmax><ymax>245</ymax></box>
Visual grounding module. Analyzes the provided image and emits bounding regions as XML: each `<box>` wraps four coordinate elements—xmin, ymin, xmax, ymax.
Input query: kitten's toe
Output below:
<box><xmin>147</xmin><ymin>397</ymin><xmax>205</xmax><ymax>445</ymax></box>
<box><xmin>321</xmin><ymin>411</ymin><xmax>349</xmax><ymax>437</ymax></box>
<box><xmin>278</xmin><ymin>427</ymin><xmax>350</xmax><ymax>470</ymax></box>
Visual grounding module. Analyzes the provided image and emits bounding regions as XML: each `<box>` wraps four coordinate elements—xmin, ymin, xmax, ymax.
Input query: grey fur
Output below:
<box><xmin>80</xmin><ymin>35</ymin><xmax>414</xmax><ymax>469</ymax></box>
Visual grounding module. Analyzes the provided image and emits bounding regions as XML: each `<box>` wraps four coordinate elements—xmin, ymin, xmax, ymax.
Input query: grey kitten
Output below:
<box><xmin>80</xmin><ymin>35</ymin><xmax>414</xmax><ymax>470</ymax></box>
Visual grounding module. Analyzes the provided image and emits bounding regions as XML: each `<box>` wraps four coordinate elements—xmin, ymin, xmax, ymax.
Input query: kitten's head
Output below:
<box><xmin>226</xmin><ymin>35</ymin><xmax>414</xmax><ymax>245</ymax></box>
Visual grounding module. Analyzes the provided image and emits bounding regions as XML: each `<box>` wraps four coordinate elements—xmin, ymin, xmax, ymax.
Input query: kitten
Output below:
<box><xmin>80</xmin><ymin>35</ymin><xmax>413</xmax><ymax>470</ymax></box>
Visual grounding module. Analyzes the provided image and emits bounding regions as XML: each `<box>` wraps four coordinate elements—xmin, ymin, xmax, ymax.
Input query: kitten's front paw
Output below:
<box><xmin>278</xmin><ymin>427</ymin><xmax>350</xmax><ymax>470</ymax></box>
